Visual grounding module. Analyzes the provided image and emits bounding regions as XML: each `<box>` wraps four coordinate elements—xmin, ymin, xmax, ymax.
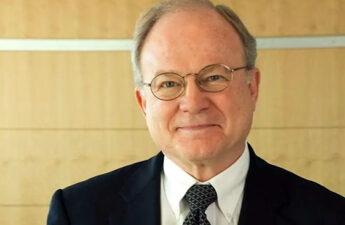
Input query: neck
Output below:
<box><xmin>172</xmin><ymin>143</ymin><xmax>246</xmax><ymax>182</ymax></box>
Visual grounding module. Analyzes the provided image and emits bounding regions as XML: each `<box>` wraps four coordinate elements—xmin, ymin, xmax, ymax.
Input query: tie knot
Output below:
<box><xmin>184</xmin><ymin>184</ymin><xmax>217</xmax><ymax>212</ymax></box>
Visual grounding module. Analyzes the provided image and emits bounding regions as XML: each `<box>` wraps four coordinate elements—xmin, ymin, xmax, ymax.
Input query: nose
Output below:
<box><xmin>179</xmin><ymin>75</ymin><xmax>210</xmax><ymax>114</ymax></box>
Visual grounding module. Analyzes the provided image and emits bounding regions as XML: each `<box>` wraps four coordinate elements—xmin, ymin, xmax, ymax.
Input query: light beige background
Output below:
<box><xmin>0</xmin><ymin>0</ymin><xmax>344</xmax><ymax>224</ymax></box>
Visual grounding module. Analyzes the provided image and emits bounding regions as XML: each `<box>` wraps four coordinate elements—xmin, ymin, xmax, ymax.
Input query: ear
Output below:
<box><xmin>248</xmin><ymin>67</ymin><xmax>260</xmax><ymax>107</ymax></box>
<box><xmin>135</xmin><ymin>88</ymin><xmax>147</xmax><ymax>117</ymax></box>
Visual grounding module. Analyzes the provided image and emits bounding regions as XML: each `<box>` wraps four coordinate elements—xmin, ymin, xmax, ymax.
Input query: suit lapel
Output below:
<box><xmin>238</xmin><ymin>145</ymin><xmax>291</xmax><ymax>225</ymax></box>
<box><xmin>108</xmin><ymin>153</ymin><xmax>164</xmax><ymax>225</ymax></box>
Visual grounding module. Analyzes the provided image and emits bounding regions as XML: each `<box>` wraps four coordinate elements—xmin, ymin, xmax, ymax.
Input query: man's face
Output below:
<box><xmin>136</xmin><ymin>7</ymin><xmax>260</xmax><ymax>172</ymax></box>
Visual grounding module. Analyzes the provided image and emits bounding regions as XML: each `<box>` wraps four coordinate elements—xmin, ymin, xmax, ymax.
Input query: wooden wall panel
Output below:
<box><xmin>0</xmin><ymin>52</ymin><xmax>146</xmax><ymax>129</ymax></box>
<box><xmin>0</xmin><ymin>0</ymin><xmax>343</xmax><ymax>38</ymax></box>
<box><xmin>0</xmin><ymin>0</ymin><xmax>155</xmax><ymax>38</ymax></box>
<box><xmin>1</xmin><ymin>49</ymin><xmax>344</xmax><ymax>129</ymax></box>
<box><xmin>0</xmin><ymin>207</ymin><xmax>48</xmax><ymax>225</ymax></box>
<box><xmin>216</xmin><ymin>0</ymin><xmax>345</xmax><ymax>36</ymax></box>
<box><xmin>254</xmin><ymin>48</ymin><xmax>345</xmax><ymax>128</ymax></box>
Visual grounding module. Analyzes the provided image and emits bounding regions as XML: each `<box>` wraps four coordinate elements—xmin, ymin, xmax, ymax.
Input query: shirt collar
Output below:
<box><xmin>162</xmin><ymin>142</ymin><xmax>250</xmax><ymax>221</ymax></box>
<box><xmin>163</xmin><ymin>155</ymin><xmax>196</xmax><ymax>219</ymax></box>
<box><xmin>208</xmin><ymin>143</ymin><xmax>250</xmax><ymax>221</ymax></box>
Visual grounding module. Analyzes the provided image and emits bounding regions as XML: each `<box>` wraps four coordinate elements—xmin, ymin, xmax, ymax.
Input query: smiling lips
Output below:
<box><xmin>177</xmin><ymin>124</ymin><xmax>220</xmax><ymax>131</ymax></box>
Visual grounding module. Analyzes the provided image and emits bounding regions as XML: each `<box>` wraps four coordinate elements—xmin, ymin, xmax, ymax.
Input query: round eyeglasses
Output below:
<box><xmin>142</xmin><ymin>63</ymin><xmax>250</xmax><ymax>101</ymax></box>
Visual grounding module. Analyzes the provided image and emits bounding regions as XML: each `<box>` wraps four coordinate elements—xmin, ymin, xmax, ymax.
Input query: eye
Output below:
<box><xmin>204</xmin><ymin>74</ymin><xmax>227</xmax><ymax>82</ymax></box>
<box><xmin>161</xmin><ymin>81</ymin><xmax>178</xmax><ymax>88</ymax></box>
<box><xmin>208</xmin><ymin>75</ymin><xmax>221</xmax><ymax>81</ymax></box>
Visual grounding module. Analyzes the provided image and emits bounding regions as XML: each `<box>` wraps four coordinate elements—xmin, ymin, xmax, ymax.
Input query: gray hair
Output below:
<box><xmin>132</xmin><ymin>0</ymin><xmax>257</xmax><ymax>87</ymax></box>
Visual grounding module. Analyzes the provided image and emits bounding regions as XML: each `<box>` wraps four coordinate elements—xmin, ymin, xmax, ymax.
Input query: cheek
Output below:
<box><xmin>232</xmin><ymin>83</ymin><xmax>255</xmax><ymax>109</ymax></box>
<box><xmin>220</xmin><ymin>85</ymin><xmax>255</xmax><ymax>124</ymax></box>
<box><xmin>145</xmin><ymin>99</ymin><xmax>175</xmax><ymax>131</ymax></box>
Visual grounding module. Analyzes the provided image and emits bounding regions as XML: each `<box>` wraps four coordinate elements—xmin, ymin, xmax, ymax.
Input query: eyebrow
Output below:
<box><xmin>153</xmin><ymin>69</ymin><xmax>180</xmax><ymax>77</ymax></box>
<box><xmin>153</xmin><ymin>62</ymin><xmax>226</xmax><ymax>77</ymax></box>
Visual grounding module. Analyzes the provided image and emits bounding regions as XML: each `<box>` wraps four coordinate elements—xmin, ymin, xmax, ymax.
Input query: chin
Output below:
<box><xmin>177</xmin><ymin>141</ymin><xmax>221</xmax><ymax>161</ymax></box>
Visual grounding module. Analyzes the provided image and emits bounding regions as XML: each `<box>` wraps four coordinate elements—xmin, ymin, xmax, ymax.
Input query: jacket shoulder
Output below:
<box><xmin>265</xmin><ymin>160</ymin><xmax>343</xmax><ymax>200</ymax></box>
<box><xmin>63</xmin><ymin>154</ymin><xmax>159</xmax><ymax>197</ymax></box>
<box><xmin>58</xmin><ymin>153</ymin><xmax>161</xmax><ymax>207</ymax></box>
<box><xmin>256</xmin><ymin>156</ymin><xmax>345</xmax><ymax>219</ymax></box>
<box><xmin>48</xmin><ymin>153</ymin><xmax>163</xmax><ymax>224</ymax></box>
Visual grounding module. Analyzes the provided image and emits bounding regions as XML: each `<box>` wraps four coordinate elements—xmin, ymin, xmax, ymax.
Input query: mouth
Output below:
<box><xmin>176</xmin><ymin>124</ymin><xmax>220</xmax><ymax>131</ymax></box>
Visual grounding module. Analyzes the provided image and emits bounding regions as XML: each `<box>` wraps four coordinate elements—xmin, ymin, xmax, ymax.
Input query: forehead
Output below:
<box><xmin>140</xmin><ymin>6</ymin><xmax>245</xmax><ymax>78</ymax></box>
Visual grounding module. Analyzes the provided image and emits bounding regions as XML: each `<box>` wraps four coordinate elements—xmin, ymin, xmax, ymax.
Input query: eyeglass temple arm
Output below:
<box><xmin>142</xmin><ymin>82</ymin><xmax>152</xmax><ymax>86</ymax></box>
<box><xmin>233</xmin><ymin>65</ymin><xmax>251</xmax><ymax>71</ymax></box>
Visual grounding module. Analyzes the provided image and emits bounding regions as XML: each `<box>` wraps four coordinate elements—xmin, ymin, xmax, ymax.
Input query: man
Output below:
<box><xmin>47</xmin><ymin>0</ymin><xmax>345</xmax><ymax>224</ymax></box>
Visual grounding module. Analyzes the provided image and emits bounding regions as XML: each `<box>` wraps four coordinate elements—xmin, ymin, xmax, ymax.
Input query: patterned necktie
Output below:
<box><xmin>183</xmin><ymin>184</ymin><xmax>217</xmax><ymax>225</ymax></box>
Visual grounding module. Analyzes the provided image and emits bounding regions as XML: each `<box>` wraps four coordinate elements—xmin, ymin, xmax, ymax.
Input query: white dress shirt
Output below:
<box><xmin>160</xmin><ymin>143</ymin><xmax>250</xmax><ymax>225</ymax></box>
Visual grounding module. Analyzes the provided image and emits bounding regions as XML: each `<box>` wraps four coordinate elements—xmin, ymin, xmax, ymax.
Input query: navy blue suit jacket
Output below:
<box><xmin>47</xmin><ymin>146</ymin><xmax>345</xmax><ymax>225</ymax></box>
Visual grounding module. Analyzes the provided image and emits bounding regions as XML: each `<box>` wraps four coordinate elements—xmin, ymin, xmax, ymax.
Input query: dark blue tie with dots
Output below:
<box><xmin>183</xmin><ymin>184</ymin><xmax>217</xmax><ymax>225</ymax></box>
